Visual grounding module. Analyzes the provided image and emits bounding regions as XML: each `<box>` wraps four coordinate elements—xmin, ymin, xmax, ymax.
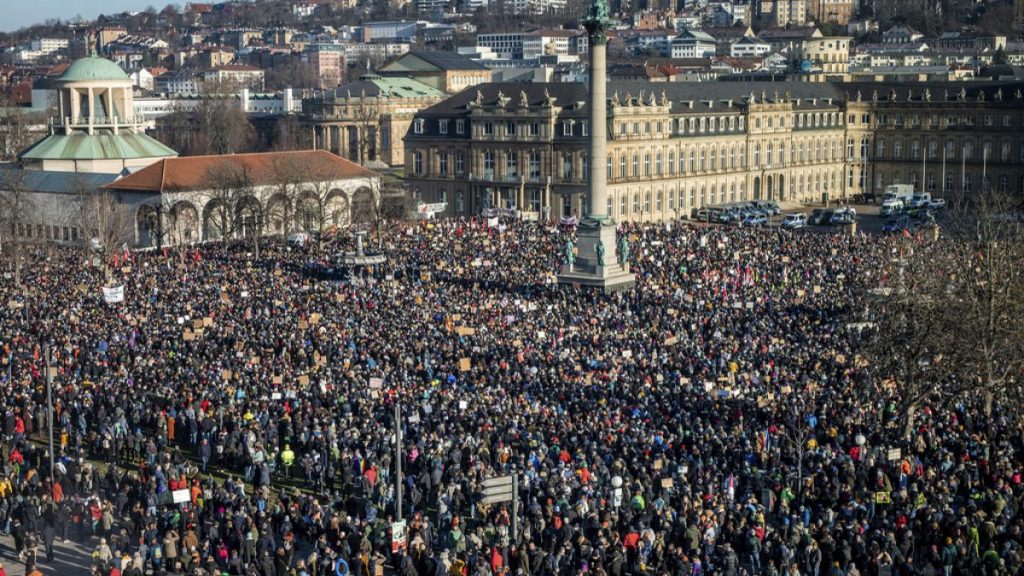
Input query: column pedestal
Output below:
<box><xmin>557</xmin><ymin>221</ymin><xmax>635</xmax><ymax>293</ymax></box>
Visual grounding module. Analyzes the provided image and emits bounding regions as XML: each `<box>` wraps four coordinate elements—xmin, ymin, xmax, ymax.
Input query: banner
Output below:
<box><xmin>487</xmin><ymin>217</ymin><xmax>500</xmax><ymax>228</ymax></box>
<box><xmin>102</xmin><ymin>285</ymin><xmax>125</xmax><ymax>304</ymax></box>
<box><xmin>391</xmin><ymin>520</ymin><xmax>408</xmax><ymax>553</ymax></box>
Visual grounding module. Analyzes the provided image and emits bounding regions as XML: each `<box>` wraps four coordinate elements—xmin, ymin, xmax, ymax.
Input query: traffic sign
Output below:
<box><xmin>480</xmin><ymin>474</ymin><xmax>516</xmax><ymax>505</ymax></box>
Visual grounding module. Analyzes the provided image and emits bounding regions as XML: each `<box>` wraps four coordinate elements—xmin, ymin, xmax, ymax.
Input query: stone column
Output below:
<box><xmin>587</xmin><ymin>40</ymin><xmax>608</xmax><ymax>221</ymax></box>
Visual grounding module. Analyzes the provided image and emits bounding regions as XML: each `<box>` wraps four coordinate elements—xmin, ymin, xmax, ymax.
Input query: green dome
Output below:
<box><xmin>59</xmin><ymin>56</ymin><xmax>129</xmax><ymax>83</ymax></box>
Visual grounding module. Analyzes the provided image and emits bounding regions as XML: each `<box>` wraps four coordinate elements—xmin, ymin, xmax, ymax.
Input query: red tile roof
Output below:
<box><xmin>105</xmin><ymin>150</ymin><xmax>374</xmax><ymax>193</ymax></box>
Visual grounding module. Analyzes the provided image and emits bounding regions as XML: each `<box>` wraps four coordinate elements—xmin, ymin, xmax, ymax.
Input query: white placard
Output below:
<box><xmin>102</xmin><ymin>285</ymin><xmax>125</xmax><ymax>304</ymax></box>
<box><xmin>172</xmin><ymin>489</ymin><xmax>191</xmax><ymax>504</ymax></box>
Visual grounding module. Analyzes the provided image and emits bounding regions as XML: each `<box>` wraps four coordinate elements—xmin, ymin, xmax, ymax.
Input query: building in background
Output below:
<box><xmin>402</xmin><ymin>81</ymin><xmax>1024</xmax><ymax>221</ymax></box>
<box><xmin>377</xmin><ymin>50</ymin><xmax>492</xmax><ymax>93</ymax></box>
<box><xmin>302</xmin><ymin>74</ymin><xmax>447</xmax><ymax>167</ymax></box>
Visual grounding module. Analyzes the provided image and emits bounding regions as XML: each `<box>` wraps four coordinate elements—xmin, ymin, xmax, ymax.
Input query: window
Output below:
<box><xmin>730</xmin><ymin>147</ymin><xmax>736</xmax><ymax>169</ymax></box>
<box><xmin>847</xmin><ymin>138</ymin><xmax>854</xmax><ymax>159</ymax></box>
<box><xmin>414</xmin><ymin>119</ymin><xmax>425</xmax><ymax>134</ymax></box>
<box><xmin>563</xmin><ymin>121</ymin><xmax>573</xmax><ymax>136</ymax></box>
<box><xmin>619</xmin><ymin>194</ymin><xmax>626</xmax><ymax>215</ymax></box>
<box><xmin>529</xmin><ymin>152</ymin><xmax>541</xmax><ymax>180</ymax></box>
<box><xmin>963</xmin><ymin>142</ymin><xmax>973</xmax><ymax>161</ymax></box>
<box><xmin>710</xmin><ymin>147</ymin><xmax>717</xmax><ymax>171</ymax></box>
<box><xmin>655</xmin><ymin>153</ymin><xmax>662</xmax><ymax>175</ymax></box>
<box><xmin>582</xmin><ymin>121</ymin><xmax>589</xmax><ymax>137</ymax></box>
<box><xmin>632</xmin><ymin>122</ymin><xmax>639</xmax><ymax>135</ymax></box>
<box><xmin>439</xmin><ymin>120</ymin><xmax>448</xmax><ymax>134</ymax></box>
<box><xmin>563</xmin><ymin>154</ymin><xmax>573</xmax><ymax>181</ymax></box>
<box><xmin>607</xmin><ymin>156</ymin><xmax>612</xmax><ymax>180</ymax></box>
<box><xmin>632</xmin><ymin>193</ymin><xmax>640</xmax><ymax>214</ymax></box>
<box><xmin>632</xmin><ymin>155</ymin><xmax>639</xmax><ymax>177</ymax></box>
<box><xmin>484</xmin><ymin>122</ymin><xmax>494</xmax><ymax>136</ymax></box>
<box><xmin>644</xmin><ymin>154</ymin><xmax>651</xmax><ymax>177</ymax></box>
<box><xmin>484</xmin><ymin>151</ymin><xmax>495</xmax><ymax>179</ymax></box>
<box><xmin>529</xmin><ymin>123</ymin><xmax>540</xmax><ymax>136</ymax></box>
<box><xmin>754</xmin><ymin>143</ymin><xmax>760</xmax><ymax>167</ymax></box>
<box><xmin>607</xmin><ymin>195</ymin><xmax>614</xmax><ymax>217</ymax></box>
<box><xmin>620</xmin><ymin>156</ymin><xmax>627</xmax><ymax>179</ymax></box>
<box><xmin>644</xmin><ymin>122</ymin><xmax>651</xmax><ymax>134</ymax></box>
<box><xmin>861</xmin><ymin>138</ymin><xmax>869</xmax><ymax>160</ymax></box>
<box><xmin>506</xmin><ymin>153</ymin><xmax>518</xmax><ymax>179</ymax></box>
<box><xmin>689</xmin><ymin>149</ymin><xmax>696</xmax><ymax>172</ymax></box>
<box><xmin>1001</xmin><ymin>142</ymin><xmax>1011</xmax><ymax>162</ymax></box>
<box><xmin>439</xmin><ymin>152</ymin><xmax>449</xmax><ymax>176</ymax></box>
<box><xmin>505</xmin><ymin>121</ymin><xmax>515</xmax><ymax>137</ymax></box>
<box><xmin>644</xmin><ymin>191</ymin><xmax>651</xmax><ymax>213</ymax></box>
<box><xmin>413</xmin><ymin>152</ymin><xmax>423</xmax><ymax>174</ymax></box>
<box><xmin>456</xmin><ymin>190</ymin><xmax>464</xmax><ymax>213</ymax></box>
<box><xmin>766</xmin><ymin>143</ymin><xmax>772</xmax><ymax>167</ymax></box>
<box><xmin>668</xmin><ymin>151</ymin><xmax>675</xmax><ymax>174</ymax></box>
<box><xmin>911</xmin><ymin>140</ymin><xmax>919</xmax><ymax>160</ymax></box>
<box><xmin>456</xmin><ymin>152</ymin><xmax>465</xmax><ymax>175</ymax></box>
<box><xmin>894</xmin><ymin>139</ymin><xmax>902</xmax><ymax>160</ymax></box>
<box><xmin>668</xmin><ymin>188</ymin><xmax>675</xmax><ymax>211</ymax></box>
<box><xmin>620</xmin><ymin>123</ymin><xmax>626</xmax><ymax>135</ymax></box>
<box><xmin>456</xmin><ymin>119</ymin><xmax>465</xmax><ymax>134</ymax></box>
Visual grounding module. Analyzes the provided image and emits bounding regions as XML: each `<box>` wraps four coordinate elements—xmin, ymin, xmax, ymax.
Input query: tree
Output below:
<box><xmin>0</xmin><ymin>167</ymin><xmax>36</xmax><ymax>284</ymax></box>
<box><xmin>73</xmin><ymin>180</ymin><xmax>136</xmax><ymax>280</ymax></box>
<box><xmin>0</xmin><ymin>92</ymin><xmax>35</xmax><ymax>161</ymax></box>
<box><xmin>271</xmin><ymin>153</ymin><xmax>355</xmax><ymax>252</ymax></box>
<box><xmin>201</xmin><ymin>162</ymin><xmax>256</xmax><ymax>254</ymax></box>
<box><xmin>941</xmin><ymin>190</ymin><xmax>1024</xmax><ymax>416</ymax></box>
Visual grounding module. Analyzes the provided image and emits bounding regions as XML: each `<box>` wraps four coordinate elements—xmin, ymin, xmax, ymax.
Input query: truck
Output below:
<box><xmin>882</xmin><ymin>184</ymin><xmax>915</xmax><ymax>208</ymax></box>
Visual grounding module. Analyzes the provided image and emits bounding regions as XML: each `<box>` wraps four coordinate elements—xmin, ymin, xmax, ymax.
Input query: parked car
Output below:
<box><xmin>781</xmin><ymin>213</ymin><xmax>807</xmax><ymax>229</ymax></box>
<box><xmin>288</xmin><ymin>232</ymin><xmax>311</xmax><ymax>247</ymax></box>
<box><xmin>830</xmin><ymin>207</ymin><xmax>857</xmax><ymax>225</ymax></box>
<box><xmin>928</xmin><ymin>198</ymin><xmax>946</xmax><ymax>209</ymax></box>
<box><xmin>882</xmin><ymin>216</ymin><xmax>912</xmax><ymax>234</ymax></box>
<box><xmin>880</xmin><ymin>199</ymin><xmax>904</xmax><ymax>216</ymax></box>
<box><xmin>743</xmin><ymin>213</ymin><xmax>768</xmax><ymax>226</ymax></box>
<box><xmin>754</xmin><ymin>200</ymin><xmax>782</xmax><ymax>215</ymax></box>
<box><xmin>808</xmin><ymin>208</ymin><xmax>829</xmax><ymax>225</ymax></box>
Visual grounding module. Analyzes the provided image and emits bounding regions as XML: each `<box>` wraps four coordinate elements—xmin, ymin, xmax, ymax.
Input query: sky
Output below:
<box><xmin>1</xmin><ymin>0</ymin><xmax>166</xmax><ymax>32</ymax></box>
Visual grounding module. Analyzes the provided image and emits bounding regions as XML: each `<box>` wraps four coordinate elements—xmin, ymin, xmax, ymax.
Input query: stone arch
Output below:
<box><xmin>265</xmin><ymin>193</ymin><xmax>291</xmax><ymax>236</ymax></box>
<box><xmin>295</xmin><ymin>190</ymin><xmax>322</xmax><ymax>233</ymax></box>
<box><xmin>325</xmin><ymin>188</ymin><xmax>351</xmax><ymax>228</ymax></box>
<box><xmin>203</xmin><ymin>199</ymin><xmax>231</xmax><ymax>241</ymax></box>
<box><xmin>236</xmin><ymin>195</ymin><xmax>262</xmax><ymax>239</ymax></box>
<box><xmin>170</xmin><ymin>201</ymin><xmax>199</xmax><ymax>245</ymax></box>
<box><xmin>351</xmin><ymin>187</ymin><xmax>376</xmax><ymax>224</ymax></box>
<box><xmin>136</xmin><ymin>204</ymin><xmax>159</xmax><ymax>248</ymax></box>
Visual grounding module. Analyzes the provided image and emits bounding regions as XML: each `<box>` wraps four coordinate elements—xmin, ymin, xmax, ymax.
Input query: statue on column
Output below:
<box><xmin>618</xmin><ymin>236</ymin><xmax>630</xmax><ymax>266</ymax></box>
<box><xmin>565</xmin><ymin>238</ymin><xmax>576</xmax><ymax>270</ymax></box>
<box><xmin>595</xmin><ymin>239</ymin><xmax>606</xmax><ymax>267</ymax></box>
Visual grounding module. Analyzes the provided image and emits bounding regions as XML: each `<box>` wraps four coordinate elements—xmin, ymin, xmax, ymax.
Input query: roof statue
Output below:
<box><xmin>475</xmin><ymin>90</ymin><xmax>484</xmax><ymax>106</ymax></box>
<box><xmin>648</xmin><ymin>91</ymin><xmax>656</xmax><ymax>106</ymax></box>
<box><xmin>611</xmin><ymin>91</ymin><xmax>619</xmax><ymax>106</ymax></box>
<box><xmin>924</xmin><ymin>88</ymin><xmax>931</xmax><ymax>102</ymax></box>
<box><xmin>496</xmin><ymin>90</ymin><xmax>508</xmax><ymax>107</ymax></box>
<box><xmin>871</xmin><ymin>90</ymin><xmax>878</xmax><ymax>102</ymax></box>
<box><xmin>888</xmin><ymin>88</ymin><xmax>897</xmax><ymax>101</ymax></box>
<box><xmin>906</xmin><ymin>88</ymin><xmax>914</xmax><ymax>101</ymax></box>
<box><xmin>785</xmin><ymin>90</ymin><xmax>792</xmax><ymax>101</ymax></box>
<box><xmin>856</xmin><ymin>90</ymin><xmax>862</xmax><ymax>102</ymax></box>
<box><xmin>959</xmin><ymin>87</ymin><xmax>967</xmax><ymax>100</ymax></box>
<box><xmin>543</xmin><ymin>88</ymin><xmax>556</xmax><ymax>107</ymax></box>
<box><xmin>943</xmin><ymin>89</ymin><xmax>948</xmax><ymax>101</ymax></box>
<box><xmin>773</xmin><ymin>90</ymin><xmax>779</xmax><ymax>102</ymax></box>
<box><xmin>977</xmin><ymin>90</ymin><xmax>985</xmax><ymax>102</ymax></box>
<box><xmin>748</xmin><ymin>91</ymin><xmax>756</xmax><ymax>103</ymax></box>
<box><xmin>660</xmin><ymin>90</ymin><xmax>668</xmax><ymax>106</ymax></box>
<box><xmin>994</xmin><ymin>88</ymin><xmax>1002</xmax><ymax>102</ymax></box>
<box><xmin>519</xmin><ymin>90</ymin><xmax>529</xmax><ymax>108</ymax></box>
<box><xmin>638</xmin><ymin>89</ymin><xmax>645</xmax><ymax>105</ymax></box>
<box><xmin>1016</xmin><ymin>89</ymin><xmax>1022</xmax><ymax>101</ymax></box>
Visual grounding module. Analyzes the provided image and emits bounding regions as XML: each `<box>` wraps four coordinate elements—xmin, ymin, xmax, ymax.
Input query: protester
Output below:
<box><xmin>0</xmin><ymin>217</ymin><xmax>1021</xmax><ymax>576</ymax></box>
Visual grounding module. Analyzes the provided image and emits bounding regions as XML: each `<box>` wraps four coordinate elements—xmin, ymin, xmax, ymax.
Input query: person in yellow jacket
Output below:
<box><xmin>280</xmin><ymin>445</ymin><xmax>296</xmax><ymax>479</ymax></box>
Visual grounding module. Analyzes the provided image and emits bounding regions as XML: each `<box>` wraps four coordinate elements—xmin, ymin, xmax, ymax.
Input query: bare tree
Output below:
<box><xmin>0</xmin><ymin>92</ymin><xmax>36</xmax><ymax>161</ymax></box>
<box><xmin>860</xmin><ymin>235</ymin><xmax>961</xmax><ymax>440</ymax></box>
<box><xmin>74</xmin><ymin>179</ymin><xmax>136</xmax><ymax>280</ymax></box>
<box><xmin>201</xmin><ymin>162</ymin><xmax>254</xmax><ymax>254</ymax></box>
<box><xmin>941</xmin><ymin>190</ymin><xmax>1024</xmax><ymax>416</ymax></box>
<box><xmin>0</xmin><ymin>168</ymin><xmax>36</xmax><ymax>284</ymax></box>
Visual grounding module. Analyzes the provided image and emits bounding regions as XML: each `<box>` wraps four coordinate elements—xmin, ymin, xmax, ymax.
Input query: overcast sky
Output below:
<box><xmin>1</xmin><ymin>0</ymin><xmax>168</xmax><ymax>32</ymax></box>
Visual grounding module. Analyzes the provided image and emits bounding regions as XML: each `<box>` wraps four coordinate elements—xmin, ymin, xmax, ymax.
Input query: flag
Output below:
<box><xmin>762</xmin><ymin>426</ymin><xmax>771</xmax><ymax>453</ymax></box>
<box><xmin>902</xmin><ymin>228</ymin><xmax>911</xmax><ymax>239</ymax></box>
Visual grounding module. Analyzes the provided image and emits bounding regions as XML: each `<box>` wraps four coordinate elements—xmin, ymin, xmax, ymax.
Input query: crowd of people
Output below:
<box><xmin>0</xmin><ymin>217</ymin><xmax>1021</xmax><ymax>576</ymax></box>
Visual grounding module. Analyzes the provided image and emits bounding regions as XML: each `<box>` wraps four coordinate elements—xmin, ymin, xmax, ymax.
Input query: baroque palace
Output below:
<box><xmin>403</xmin><ymin>81</ymin><xmax>1024</xmax><ymax>221</ymax></box>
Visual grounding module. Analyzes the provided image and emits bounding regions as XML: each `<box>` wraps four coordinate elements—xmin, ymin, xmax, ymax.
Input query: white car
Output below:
<box><xmin>781</xmin><ymin>213</ymin><xmax>807</xmax><ymax>229</ymax></box>
<box><xmin>928</xmin><ymin>199</ymin><xmax>946</xmax><ymax>209</ymax></box>
<box><xmin>830</xmin><ymin>207</ymin><xmax>857</xmax><ymax>225</ymax></box>
<box><xmin>287</xmin><ymin>232</ymin><xmax>311</xmax><ymax>247</ymax></box>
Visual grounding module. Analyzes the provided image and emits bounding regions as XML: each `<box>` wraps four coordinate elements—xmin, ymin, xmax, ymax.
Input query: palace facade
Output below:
<box><xmin>402</xmin><ymin>81</ymin><xmax>1024</xmax><ymax>221</ymax></box>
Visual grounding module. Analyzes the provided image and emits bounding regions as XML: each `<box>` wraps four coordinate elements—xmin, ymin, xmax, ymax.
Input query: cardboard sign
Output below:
<box><xmin>455</xmin><ymin>326</ymin><xmax>476</xmax><ymax>336</ymax></box>
<box><xmin>369</xmin><ymin>377</ymin><xmax>384</xmax><ymax>389</ymax></box>
<box><xmin>887</xmin><ymin>448</ymin><xmax>902</xmax><ymax>461</ymax></box>
<box><xmin>272</xmin><ymin>376</ymin><xmax>283</xmax><ymax>385</ymax></box>
<box><xmin>222</xmin><ymin>370</ymin><xmax>233</xmax><ymax>380</ymax></box>
<box><xmin>298</xmin><ymin>375</ymin><xmax>310</xmax><ymax>386</ymax></box>
<box><xmin>298</xmin><ymin>320</ymin><xmax>309</xmax><ymax>330</ymax></box>
<box><xmin>875</xmin><ymin>491</ymin><xmax>892</xmax><ymax>504</ymax></box>
<box><xmin>660</xmin><ymin>478</ymin><xmax>674</xmax><ymax>489</ymax></box>
<box><xmin>184</xmin><ymin>330</ymin><xmax>195</xmax><ymax>341</ymax></box>
<box><xmin>310</xmin><ymin>313</ymin><xmax>321</xmax><ymax>325</ymax></box>
<box><xmin>193</xmin><ymin>319</ymin><xmax>205</xmax><ymax>329</ymax></box>
<box><xmin>203</xmin><ymin>317</ymin><xmax>213</xmax><ymax>327</ymax></box>
<box><xmin>459</xmin><ymin>358</ymin><xmax>471</xmax><ymax>372</ymax></box>
<box><xmin>664</xmin><ymin>336</ymin><xmax>679</xmax><ymax>347</ymax></box>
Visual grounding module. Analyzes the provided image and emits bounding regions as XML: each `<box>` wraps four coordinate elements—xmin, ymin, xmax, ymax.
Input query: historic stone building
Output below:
<box><xmin>402</xmin><ymin>81</ymin><xmax>1024</xmax><ymax>221</ymax></box>
<box><xmin>302</xmin><ymin>73</ymin><xmax>447</xmax><ymax>168</ymax></box>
